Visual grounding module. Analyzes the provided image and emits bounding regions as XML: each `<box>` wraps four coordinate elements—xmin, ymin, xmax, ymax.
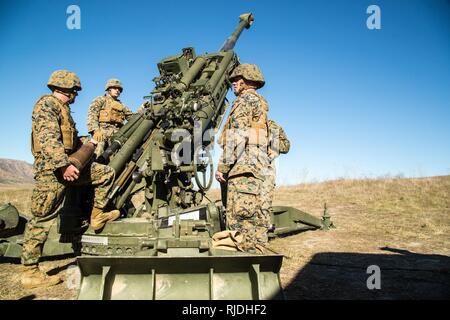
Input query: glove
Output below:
<box><xmin>92</xmin><ymin>130</ymin><xmax>104</xmax><ymax>142</ymax></box>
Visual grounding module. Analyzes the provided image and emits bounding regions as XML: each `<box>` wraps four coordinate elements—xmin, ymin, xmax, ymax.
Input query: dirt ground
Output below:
<box><xmin>269</xmin><ymin>176</ymin><xmax>450</xmax><ymax>300</ymax></box>
<box><xmin>1</xmin><ymin>176</ymin><xmax>449</xmax><ymax>300</ymax></box>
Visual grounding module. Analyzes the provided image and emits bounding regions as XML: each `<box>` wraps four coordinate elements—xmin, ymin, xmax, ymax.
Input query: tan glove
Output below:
<box><xmin>92</xmin><ymin>130</ymin><xmax>104</xmax><ymax>142</ymax></box>
<box><xmin>212</xmin><ymin>230</ymin><xmax>244</xmax><ymax>252</ymax></box>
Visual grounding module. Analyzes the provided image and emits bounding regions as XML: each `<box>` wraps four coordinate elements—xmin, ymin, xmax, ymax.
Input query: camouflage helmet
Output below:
<box><xmin>229</xmin><ymin>63</ymin><xmax>265</xmax><ymax>88</ymax></box>
<box><xmin>105</xmin><ymin>79</ymin><xmax>123</xmax><ymax>91</ymax></box>
<box><xmin>47</xmin><ymin>70</ymin><xmax>82</xmax><ymax>91</ymax></box>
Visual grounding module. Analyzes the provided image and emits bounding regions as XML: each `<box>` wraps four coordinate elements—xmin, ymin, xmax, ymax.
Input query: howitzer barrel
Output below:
<box><xmin>108</xmin><ymin>118</ymin><xmax>156</xmax><ymax>174</ymax></box>
<box><xmin>177</xmin><ymin>57</ymin><xmax>207</xmax><ymax>90</ymax></box>
<box><xmin>206</xmin><ymin>51</ymin><xmax>234</xmax><ymax>95</ymax></box>
<box><xmin>98</xmin><ymin>112</ymin><xmax>145</xmax><ymax>163</ymax></box>
<box><xmin>197</xmin><ymin>51</ymin><xmax>235</xmax><ymax>134</ymax></box>
<box><xmin>220</xmin><ymin>13</ymin><xmax>254</xmax><ymax>51</ymax></box>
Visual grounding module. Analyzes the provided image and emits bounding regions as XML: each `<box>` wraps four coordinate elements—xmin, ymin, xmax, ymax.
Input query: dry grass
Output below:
<box><xmin>206</xmin><ymin>175</ymin><xmax>450</xmax><ymax>253</ymax></box>
<box><xmin>270</xmin><ymin>176</ymin><xmax>450</xmax><ymax>299</ymax></box>
<box><xmin>275</xmin><ymin>176</ymin><xmax>450</xmax><ymax>245</ymax></box>
<box><xmin>209</xmin><ymin>175</ymin><xmax>450</xmax><ymax>299</ymax></box>
<box><xmin>0</xmin><ymin>184</ymin><xmax>33</xmax><ymax>216</ymax></box>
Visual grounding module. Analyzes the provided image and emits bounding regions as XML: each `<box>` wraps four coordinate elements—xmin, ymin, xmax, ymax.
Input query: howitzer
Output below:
<box><xmin>0</xmin><ymin>13</ymin><xmax>333</xmax><ymax>300</ymax></box>
<box><xmin>99</xmin><ymin>15</ymin><xmax>257</xmax><ymax>211</ymax></box>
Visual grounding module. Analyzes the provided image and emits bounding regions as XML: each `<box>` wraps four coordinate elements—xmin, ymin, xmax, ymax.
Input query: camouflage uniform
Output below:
<box><xmin>260</xmin><ymin>121</ymin><xmax>291</xmax><ymax>220</ymax></box>
<box><xmin>267</xmin><ymin>120</ymin><xmax>291</xmax><ymax>162</ymax></box>
<box><xmin>87</xmin><ymin>79</ymin><xmax>133</xmax><ymax>155</ymax></box>
<box><xmin>218</xmin><ymin>64</ymin><xmax>271</xmax><ymax>251</ymax></box>
<box><xmin>22</xmin><ymin>73</ymin><xmax>115</xmax><ymax>267</ymax></box>
<box><xmin>22</xmin><ymin>167</ymin><xmax>114</xmax><ymax>265</ymax></box>
<box><xmin>87</xmin><ymin>95</ymin><xmax>133</xmax><ymax>137</ymax></box>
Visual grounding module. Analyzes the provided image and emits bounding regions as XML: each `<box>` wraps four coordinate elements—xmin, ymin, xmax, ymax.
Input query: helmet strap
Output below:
<box><xmin>55</xmin><ymin>89</ymin><xmax>77</xmax><ymax>104</ymax></box>
<box><xmin>242</xmin><ymin>81</ymin><xmax>257</xmax><ymax>91</ymax></box>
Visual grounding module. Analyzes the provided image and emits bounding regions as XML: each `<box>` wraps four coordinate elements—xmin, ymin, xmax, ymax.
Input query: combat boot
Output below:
<box><xmin>21</xmin><ymin>265</ymin><xmax>62</xmax><ymax>289</ymax></box>
<box><xmin>90</xmin><ymin>207</ymin><xmax>120</xmax><ymax>231</ymax></box>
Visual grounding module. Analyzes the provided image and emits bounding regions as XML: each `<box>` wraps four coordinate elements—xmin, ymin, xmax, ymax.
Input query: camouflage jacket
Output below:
<box><xmin>31</xmin><ymin>95</ymin><xmax>81</xmax><ymax>174</ymax></box>
<box><xmin>87</xmin><ymin>94</ymin><xmax>133</xmax><ymax>133</ymax></box>
<box><xmin>217</xmin><ymin>89</ymin><xmax>270</xmax><ymax>179</ymax></box>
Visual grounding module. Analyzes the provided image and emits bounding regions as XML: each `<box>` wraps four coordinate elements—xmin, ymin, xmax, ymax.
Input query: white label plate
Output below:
<box><xmin>167</xmin><ymin>210</ymin><xmax>200</xmax><ymax>226</ymax></box>
<box><xmin>81</xmin><ymin>235</ymin><xmax>108</xmax><ymax>245</ymax></box>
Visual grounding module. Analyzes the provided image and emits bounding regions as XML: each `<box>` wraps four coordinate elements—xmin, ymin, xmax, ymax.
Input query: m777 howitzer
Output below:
<box><xmin>0</xmin><ymin>13</ymin><xmax>333</xmax><ymax>300</ymax></box>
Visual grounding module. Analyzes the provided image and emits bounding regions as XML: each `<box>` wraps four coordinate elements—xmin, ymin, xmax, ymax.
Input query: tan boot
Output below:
<box><xmin>90</xmin><ymin>207</ymin><xmax>120</xmax><ymax>231</ymax></box>
<box><xmin>21</xmin><ymin>265</ymin><xmax>62</xmax><ymax>289</ymax></box>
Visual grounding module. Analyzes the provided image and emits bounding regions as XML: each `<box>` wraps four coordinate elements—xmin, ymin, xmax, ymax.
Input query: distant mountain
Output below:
<box><xmin>0</xmin><ymin>158</ymin><xmax>34</xmax><ymax>184</ymax></box>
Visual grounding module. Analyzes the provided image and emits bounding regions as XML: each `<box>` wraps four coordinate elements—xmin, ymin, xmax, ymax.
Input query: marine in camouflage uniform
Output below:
<box><xmin>215</xmin><ymin>64</ymin><xmax>271</xmax><ymax>252</ymax></box>
<box><xmin>87</xmin><ymin>79</ymin><xmax>133</xmax><ymax>156</ymax></box>
<box><xmin>261</xmin><ymin>120</ymin><xmax>291</xmax><ymax>220</ymax></box>
<box><xmin>21</xmin><ymin>70</ymin><xmax>120</xmax><ymax>289</ymax></box>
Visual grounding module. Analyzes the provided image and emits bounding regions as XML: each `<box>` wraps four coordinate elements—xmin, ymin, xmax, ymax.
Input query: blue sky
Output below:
<box><xmin>0</xmin><ymin>0</ymin><xmax>449</xmax><ymax>184</ymax></box>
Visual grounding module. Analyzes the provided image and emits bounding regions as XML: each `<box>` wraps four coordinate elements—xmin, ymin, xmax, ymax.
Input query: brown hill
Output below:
<box><xmin>0</xmin><ymin>158</ymin><xmax>33</xmax><ymax>184</ymax></box>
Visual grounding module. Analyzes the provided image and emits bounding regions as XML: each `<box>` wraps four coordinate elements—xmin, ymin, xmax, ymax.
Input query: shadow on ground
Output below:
<box><xmin>283</xmin><ymin>247</ymin><xmax>450</xmax><ymax>299</ymax></box>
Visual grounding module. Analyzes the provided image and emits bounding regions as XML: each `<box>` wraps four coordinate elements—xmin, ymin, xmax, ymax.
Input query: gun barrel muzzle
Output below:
<box><xmin>220</xmin><ymin>13</ymin><xmax>254</xmax><ymax>51</ymax></box>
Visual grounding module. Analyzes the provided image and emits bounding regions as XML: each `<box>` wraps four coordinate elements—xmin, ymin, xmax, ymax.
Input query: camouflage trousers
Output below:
<box><xmin>21</xmin><ymin>162</ymin><xmax>115</xmax><ymax>265</ymax></box>
<box><xmin>94</xmin><ymin>125</ymin><xmax>120</xmax><ymax>157</ymax></box>
<box><xmin>225</xmin><ymin>174</ymin><xmax>270</xmax><ymax>252</ymax></box>
<box><xmin>261</xmin><ymin>163</ymin><xmax>276</xmax><ymax>223</ymax></box>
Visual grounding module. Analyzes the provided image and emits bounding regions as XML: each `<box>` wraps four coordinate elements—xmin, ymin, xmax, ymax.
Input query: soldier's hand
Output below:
<box><xmin>61</xmin><ymin>164</ymin><xmax>80</xmax><ymax>181</ymax></box>
<box><xmin>88</xmin><ymin>138</ymin><xmax>98</xmax><ymax>146</ymax></box>
<box><xmin>215</xmin><ymin>171</ymin><xmax>227</xmax><ymax>183</ymax></box>
<box><xmin>92</xmin><ymin>130</ymin><xmax>104</xmax><ymax>142</ymax></box>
